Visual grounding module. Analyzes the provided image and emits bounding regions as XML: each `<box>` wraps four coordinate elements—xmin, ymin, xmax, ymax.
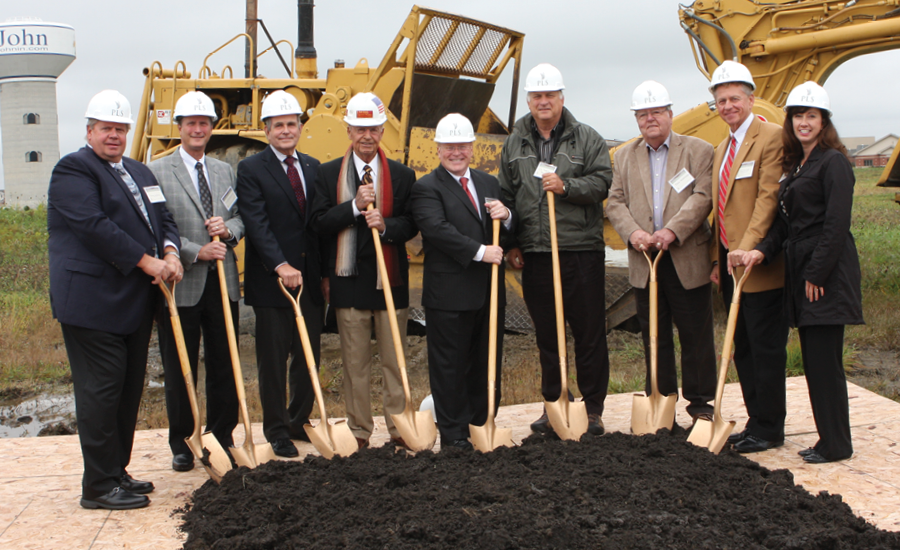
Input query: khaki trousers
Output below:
<box><xmin>335</xmin><ymin>307</ymin><xmax>408</xmax><ymax>439</ymax></box>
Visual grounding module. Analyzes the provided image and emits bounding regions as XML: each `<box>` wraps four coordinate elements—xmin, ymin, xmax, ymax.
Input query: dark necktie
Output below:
<box><xmin>284</xmin><ymin>156</ymin><xmax>306</xmax><ymax>217</ymax></box>
<box><xmin>196</xmin><ymin>161</ymin><xmax>213</xmax><ymax>219</ymax></box>
<box><xmin>363</xmin><ymin>164</ymin><xmax>373</xmax><ymax>186</ymax></box>
<box><xmin>113</xmin><ymin>163</ymin><xmax>153</xmax><ymax>231</ymax></box>
<box><xmin>460</xmin><ymin>176</ymin><xmax>479</xmax><ymax>215</ymax></box>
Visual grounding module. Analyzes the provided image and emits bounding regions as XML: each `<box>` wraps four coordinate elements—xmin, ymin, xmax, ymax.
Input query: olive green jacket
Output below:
<box><xmin>499</xmin><ymin>108</ymin><xmax>611</xmax><ymax>253</ymax></box>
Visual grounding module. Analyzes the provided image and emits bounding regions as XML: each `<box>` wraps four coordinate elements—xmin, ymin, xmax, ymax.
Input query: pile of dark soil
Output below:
<box><xmin>179</xmin><ymin>432</ymin><xmax>900</xmax><ymax>549</ymax></box>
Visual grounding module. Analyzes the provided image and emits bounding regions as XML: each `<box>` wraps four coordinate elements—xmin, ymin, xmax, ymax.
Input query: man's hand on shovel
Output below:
<box><xmin>138</xmin><ymin>252</ymin><xmax>182</xmax><ymax>285</ymax></box>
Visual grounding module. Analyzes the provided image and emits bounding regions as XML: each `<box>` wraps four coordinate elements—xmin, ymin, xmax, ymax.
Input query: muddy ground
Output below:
<box><xmin>178</xmin><ymin>431</ymin><xmax>900</xmax><ymax>550</ymax></box>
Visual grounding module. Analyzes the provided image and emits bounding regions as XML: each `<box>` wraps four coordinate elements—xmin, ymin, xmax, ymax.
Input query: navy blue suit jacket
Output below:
<box><xmin>47</xmin><ymin>146</ymin><xmax>180</xmax><ymax>334</ymax></box>
<box><xmin>236</xmin><ymin>146</ymin><xmax>323</xmax><ymax>308</ymax></box>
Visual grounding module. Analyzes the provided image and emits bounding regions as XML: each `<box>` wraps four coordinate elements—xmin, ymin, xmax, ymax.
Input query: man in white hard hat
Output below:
<box><xmin>499</xmin><ymin>63</ymin><xmax>612</xmax><ymax>436</ymax></box>
<box><xmin>606</xmin><ymin>81</ymin><xmax>717</xmax><ymax>426</ymax></box>
<box><xmin>411</xmin><ymin>113</ymin><xmax>514</xmax><ymax>450</ymax></box>
<box><xmin>236</xmin><ymin>90</ymin><xmax>324</xmax><ymax>458</ymax></box>
<box><xmin>708</xmin><ymin>60</ymin><xmax>788</xmax><ymax>453</ymax></box>
<box><xmin>148</xmin><ymin>91</ymin><xmax>242</xmax><ymax>472</ymax></box>
<box><xmin>48</xmin><ymin>90</ymin><xmax>182</xmax><ymax>509</ymax></box>
<box><xmin>309</xmin><ymin>92</ymin><xmax>417</xmax><ymax>449</ymax></box>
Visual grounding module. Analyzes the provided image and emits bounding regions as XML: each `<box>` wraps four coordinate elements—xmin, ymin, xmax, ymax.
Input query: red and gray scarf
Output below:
<box><xmin>334</xmin><ymin>146</ymin><xmax>400</xmax><ymax>289</ymax></box>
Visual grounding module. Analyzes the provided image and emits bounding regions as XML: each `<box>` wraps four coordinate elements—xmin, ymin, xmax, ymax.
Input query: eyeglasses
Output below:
<box><xmin>635</xmin><ymin>108</ymin><xmax>669</xmax><ymax>121</ymax></box>
<box><xmin>440</xmin><ymin>144</ymin><xmax>473</xmax><ymax>153</ymax></box>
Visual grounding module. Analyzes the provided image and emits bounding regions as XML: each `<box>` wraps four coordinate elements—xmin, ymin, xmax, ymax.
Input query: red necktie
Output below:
<box><xmin>284</xmin><ymin>156</ymin><xmax>306</xmax><ymax>218</ymax></box>
<box><xmin>718</xmin><ymin>137</ymin><xmax>737</xmax><ymax>248</ymax></box>
<box><xmin>460</xmin><ymin>176</ymin><xmax>478</xmax><ymax>212</ymax></box>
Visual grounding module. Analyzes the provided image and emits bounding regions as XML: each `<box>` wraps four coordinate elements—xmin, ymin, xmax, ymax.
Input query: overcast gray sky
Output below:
<box><xmin>2</xmin><ymin>0</ymin><xmax>899</xmax><ymax>187</ymax></box>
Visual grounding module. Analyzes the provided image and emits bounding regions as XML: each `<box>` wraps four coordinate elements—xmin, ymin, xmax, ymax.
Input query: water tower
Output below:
<box><xmin>0</xmin><ymin>19</ymin><xmax>75</xmax><ymax>207</ymax></box>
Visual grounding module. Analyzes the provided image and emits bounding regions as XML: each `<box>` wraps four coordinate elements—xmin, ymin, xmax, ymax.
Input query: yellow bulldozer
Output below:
<box><xmin>132</xmin><ymin>0</ymin><xmax>900</xmax><ymax>331</ymax></box>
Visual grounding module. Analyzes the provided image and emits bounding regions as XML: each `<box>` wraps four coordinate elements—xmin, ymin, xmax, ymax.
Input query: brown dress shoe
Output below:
<box><xmin>587</xmin><ymin>414</ymin><xmax>605</xmax><ymax>435</ymax></box>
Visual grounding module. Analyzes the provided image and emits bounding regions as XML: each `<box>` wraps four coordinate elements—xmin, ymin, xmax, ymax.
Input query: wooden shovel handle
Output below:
<box><xmin>159</xmin><ymin>281</ymin><xmax>203</xmax><ymax>442</ymax></box>
<box><xmin>642</xmin><ymin>250</ymin><xmax>664</xmax><ymax>397</ymax></box>
<box><xmin>486</xmin><ymin>218</ymin><xmax>501</xmax><ymax>423</ymax></box>
<box><xmin>547</xmin><ymin>191</ymin><xmax>568</xmax><ymax>395</ymax></box>
<box><xmin>278</xmin><ymin>279</ymin><xmax>330</xmax><ymax>424</ymax></box>
<box><xmin>366</xmin><ymin>203</ymin><xmax>414</xmax><ymax>403</ymax></box>
<box><xmin>712</xmin><ymin>267</ymin><xmax>750</xmax><ymax>418</ymax></box>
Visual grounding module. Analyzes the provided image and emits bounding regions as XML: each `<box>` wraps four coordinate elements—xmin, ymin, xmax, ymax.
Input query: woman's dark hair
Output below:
<box><xmin>781</xmin><ymin>106</ymin><xmax>848</xmax><ymax>173</ymax></box>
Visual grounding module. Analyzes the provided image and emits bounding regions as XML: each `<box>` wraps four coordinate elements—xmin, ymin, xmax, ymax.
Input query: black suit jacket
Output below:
<box><xmin>236</xmin><ymin>146</ymin><xmax>323</xmax><ymax>308</ymax></box>
<box><xmin>47</xmin><ymin>147</ymin><xmax>180</xmax><ymax>334</ymax></box>
<box><xmin>411</xmin><ymin>166</ymin><xmax>510</xmax><ymax>311</ymax></box>
<box><xmin>310</xmin><ymin>156</ymin><xmax>417</xmax><ymax>310</ymax></box>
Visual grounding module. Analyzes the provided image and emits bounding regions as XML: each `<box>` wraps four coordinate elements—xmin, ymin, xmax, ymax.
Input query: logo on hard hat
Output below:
<box><xmin>196</xmin><ymin>97</ymin><xmax>207</xmax><ymax>111</ymax></box>
<box><xmin>357</xmin><ymin>110</ymin><xmax>373</xmax><ymax>119</ymax></box>
<box><xmin>449</xmin><ymin>122</ymin><xmax>461</xmax><ymax>136</ymax></box>
<box><xmin>800</xmin><ymin>87</ymin><xmax>814</xmax><ymax>103</ymax></box>
<box><xmin>646</xmin><ymin>90</ymin><xmax>655</xmax><ymax>104</ymax></box>
<box><xmin>720</xmin><ymin>68</ymin><xmax>729</xmax><ymax>80</ymax></box>
<box><xmin>537</xmin><ymin>72</ymin><xmax>548</xmax><ymax>86</ymax></box>
<box><xmin>371</xmin><ymin>96</ymin><xmax>385</xmax><ymax>114</ymax></box>
<box><xmin>112</xmin><ymin>101</ymin><xmax>124</xmax><ymax>117</ymax></box>
<box><xmin>280</xmin><ymin>98</ymin><xmax>291</xmax><ymax>111</ymax></box>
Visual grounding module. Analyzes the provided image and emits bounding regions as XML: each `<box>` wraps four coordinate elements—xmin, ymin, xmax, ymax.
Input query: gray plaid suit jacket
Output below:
<box><xmin>149</xmin><ymin>147</ymin><xmax>244</xmax><ymax>307</ymax></box>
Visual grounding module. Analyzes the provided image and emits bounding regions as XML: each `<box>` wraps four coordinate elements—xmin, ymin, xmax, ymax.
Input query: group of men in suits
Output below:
<box><xmin>48</xmin><ymin>58</ymin><xmax>786</xmax><ymax>511</ymax></box>
<box><xmin>607</xmin><ymin>62</ymin><xmax>788</xmax><ymax>454</ymax></box>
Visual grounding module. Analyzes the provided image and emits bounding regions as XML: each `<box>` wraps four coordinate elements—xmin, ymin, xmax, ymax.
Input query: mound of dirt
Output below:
<box><xmin>179</xmin><ymin>432</ymin><xmax>900</xmax><ymax>550</ymax></box>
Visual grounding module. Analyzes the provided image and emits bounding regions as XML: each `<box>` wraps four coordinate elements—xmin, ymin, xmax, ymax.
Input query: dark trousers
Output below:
<box><xmin>254</xmin><ymin>297</ymin><xmax>323</xmax><ymax>442</ymax></box>
<box><xmin>522</xmin><ymin>251</ymin><xmax>609</xmax><ymax>416</ymax></box>
<box><xmin>61</xmin><ymin>309</ymin><xmax>154</xmax><ymax>500</ymax></box>
<box><xmin>157</xmin><ymin>270</ymin><xmax>239</xmax><ymax>456</ymax></box>
<box><xmin>721</xmin><ymin>263</ymin><xmax>788</xmax><ymax>441</ymax></box>
<box><xmin>799</xmin><ymin>324</ymin><xmax>853</xmax><ymax>460</ymax></box>
<box><xmin>425</xmin><ymin>297</ymin><xmax>504</xmax><ymax>442</ymax></box>
<box><xmin>635</xmin><ymin>253</ymin><xmax>716</xmax><ymax>417</ymax></box>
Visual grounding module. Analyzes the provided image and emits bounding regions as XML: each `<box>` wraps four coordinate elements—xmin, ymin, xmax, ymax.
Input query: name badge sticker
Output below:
<box><xmin>668</xmin><ymin>169</ymin><xmax>695</xmax><ymax>193</ymax></box>
<box><xmin>221</xmin><ymin>187</ymin><xmax>238</xmax><ymax>211</ymax></box>
<box><xmin>736</xmin><ymin>160</ymin><xmax>755</xmax><ymax>180</ymax></box>
<box><xmin>533</xmin><ymin>162</ymin><xmax>557</xmax><ymax>178</ymax></box>
<box><xmin>143</xmin><ymin>186</ymin><xmax>166</xmax><ymax>203</ymax></box>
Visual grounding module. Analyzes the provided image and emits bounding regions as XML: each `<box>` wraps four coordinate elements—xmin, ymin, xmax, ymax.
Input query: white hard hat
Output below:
<box><xmin>630</xmin><ymin>80</ymin><xmax>673</xmax><ymax>111</ymax></box>
<box><xmin>434</xmin><ymin>113</ymin><xmax>475</xmax><ymax>144</ymax></box>
<box><xmin>174</xmin><ymin>91</ymin><xmax>218</xmax><ymax>122</ymax></box>
<box><xmin>261</xmin><ymin>90</ymin><xmax>303</xmax><ymax>120</ymax></box>
<box><xmin>524</xmin><ymin>63</ymin><xmax>565</xmax><ymax>92</ymax></box>
<box><xmin>784</xmin><ymin>81</ymin><xmax>832</xmax><ymax>116</ymax></box>
<box><xmin>84</xmin><ymin>90</ymin><xmax>134</xmax><ymax>125</ymax></box>
<box><xmin>708</xmin><ymin>60</ymin><xmax>756</xmax><ymax>94</ymax></box>
<box><xmin>344</xmin><ymin>92</ymin><xmax>388</xmax><ymax>127</ymax></box>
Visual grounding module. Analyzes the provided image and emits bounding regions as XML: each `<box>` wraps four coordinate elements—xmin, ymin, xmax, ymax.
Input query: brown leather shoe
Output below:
<box><xmin>587</xmin><ymin>414</ymin><xmax>605</xmax><ymax>435</ymax></box>
<box><xmin>355</xmin><ymin>437</ymin><xmax>369</xmax><ymax>449</ymax></box>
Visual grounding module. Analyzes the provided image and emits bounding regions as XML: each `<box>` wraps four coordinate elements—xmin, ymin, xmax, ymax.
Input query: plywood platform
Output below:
<box><xmin>1</xmin><ymin>378</ymin><xmax>899</xmax><ymax>549</ymax></box>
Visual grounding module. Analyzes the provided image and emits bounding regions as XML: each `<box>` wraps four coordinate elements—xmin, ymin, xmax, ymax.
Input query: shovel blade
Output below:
<box><xmin>305</xmin><ymin>419</ymin><xmax>358</xmax><ymax>459</ymax></box>
<box><xmin>185</xmin><ymin>432</ymin><xmax>232</xmax><ymax>483</ymax></box>
<box><xmin>686</xmin><ymin>416</ymin><xmax>736</xmax><ymax>455</ymax></box>
<box><xmin>230</xmin><ymin>439</ymin><xmax>277</xmax><ymax>469</ymax></box>
<box><xmin>391</xmin><ymin>408</ymin><xmax>437</xmax><ymax>452</ymax></box>
<box><xmin>469</xmin><ymin>421</ymin><xmax>515</xmax><ymax>453</ymax></box>
<box><xmin>630</xmin><ymin>392</ymin><xmax>677</xmax><ymax>435</ymax></box>
<box><xmin>544</xmin><ymin>397</ymin><xmax>588</xmax><ymax>441</ymax></box>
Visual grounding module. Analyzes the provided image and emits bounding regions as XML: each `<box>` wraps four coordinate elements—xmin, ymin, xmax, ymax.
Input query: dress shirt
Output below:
<box><xmin>645</xmin><ymin>135</ymin><xmax>671</xmax><ymax>232</ymax></box>
<box><xmin>270</xmin><ymin>145</ymin><xmax>308</xmax><ymax>194</ymax></box>
<box><xmin>179</xmin><ymin>146</ymin><xmax>209</xmax><ymax>199</ymax></box>
<box><xmin>717</xmin><ymin>114</ymin><xmax>754</xmax><ymax>181</ymax></box>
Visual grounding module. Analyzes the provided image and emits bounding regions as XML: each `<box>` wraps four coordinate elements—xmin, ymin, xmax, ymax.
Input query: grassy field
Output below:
<box><xmin>1</xmin><ymin>167</ymin><xmax>898</xmax><ymax>423</ymax></box>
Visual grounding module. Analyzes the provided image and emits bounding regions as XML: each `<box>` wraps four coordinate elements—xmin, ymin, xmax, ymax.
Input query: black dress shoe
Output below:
<box><xmin>727</xmin><ymin>428</ymin><xmax>749</xmax><ymax>445</ymax></box>
<box><xmin>530</xmin><ymin>413</ymin><xmax>552</xmax><ymax>434</ymax></box>
<box><xmin>803</xmin><ymin>450</ymin><xmax>851</xmax><ymax>464</ymax></box>
<box><xmin>587</xmin><ymin>414</ymin><xmax>605</xmax><ymax>436</ymax></box>
<box><xmin>288</xmin><ymin>423</ymin><xmax>313</xmax><ymax>442</ymax></box>
<box><xmin>172</xmin><ymin>453</ymin><xmax>195</xmax><ymax>472</ymax></box>
<box><xmin>444</xmin><ymin>439</ymin><xmax>473</xmax><ymax>451</ymax></box>
<box><xmin>272</xmin><ymin>438</ymin><xmax>299</xmax><ymax>458</ymax></box>
<box><xmin>733</xmin><ymin>434</ymin><xmax>784</xmax><ymax>454</ymax></box>
<box><xmin>119</xmin><ymin>473</ymin><xmax>154</xmax><ymax>494</ymax></box>
<box><xmin>798</xmin><ymin>447</ymin><xmax>816</xmax><ymax>458</ymax></box>
<box><xmin>80</xmin><ymin>487</ymin><xmax>150</xmax><ymax>510</ymax></box>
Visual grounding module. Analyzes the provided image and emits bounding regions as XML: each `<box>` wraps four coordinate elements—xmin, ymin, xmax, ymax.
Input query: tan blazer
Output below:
<box><xmin>607</xmin><ymin>132</ymin><xmax>714</xmax><ymax>290</ymax></box>
<box><xmin>711</xmin><ymin>116</ymin><xmax>785</xmax><ymax>293</ymax></box>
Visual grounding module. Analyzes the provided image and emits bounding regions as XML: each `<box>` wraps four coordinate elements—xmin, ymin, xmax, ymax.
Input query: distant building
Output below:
<box><xmin>0</xmin><ymin>19</ymin><xmax>75</xmax><ymax>207</ymax></box>
<box><xmin>852</xmin><ymin>134</ymin><xmax>898</xmax><ymax>168</ymax></box>
<box><xmin>841</xmin><ymin>136</ymin><xmax>875</xmax><ymax>156</ymax></box>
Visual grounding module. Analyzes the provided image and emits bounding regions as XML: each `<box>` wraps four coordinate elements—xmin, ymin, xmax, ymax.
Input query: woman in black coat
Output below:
<box><xmin>727</xmin><ymin>81</ymin><xmax>863</xmax><ymax>464</ymax></box>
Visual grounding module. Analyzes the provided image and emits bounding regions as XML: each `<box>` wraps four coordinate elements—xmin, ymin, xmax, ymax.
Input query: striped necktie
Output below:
<box><xmin>196</xmin><ymin>161</ymin><xmax>213</xmax><ymax>219</ymax></box>
<box><xmin>114</xmin><ymin>163</ymin><xmax>153</xmax><ymax>231</ymax></box>
<box><xmin>717</xmin><ymin>137</ymin><xmax>737</xmax><ymax>248</ymax></box>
